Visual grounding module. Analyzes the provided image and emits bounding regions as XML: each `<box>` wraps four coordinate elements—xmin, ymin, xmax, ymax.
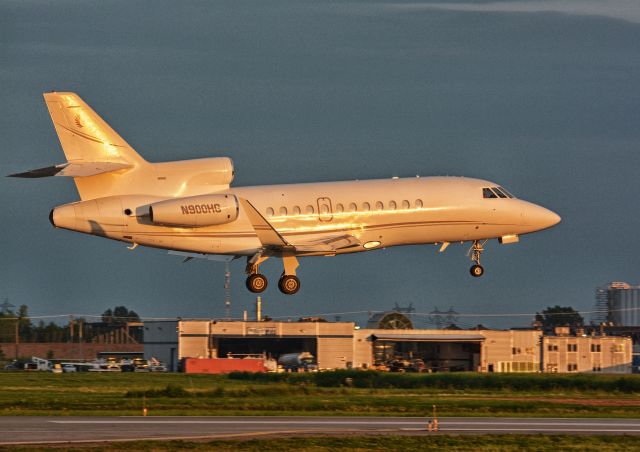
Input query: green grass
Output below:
<box><xmin>4</xmin><ymin>435</ymin><xmax>640</xmax><ymax>451</ymax></box>
<box><xmin>230</xmin><ymin>369</ymin><xmax>640</xmax><ymax>392</ymax></box>
<box><xmin>1</xmin><ymin>372</ymin><xmax>639</xmax><ymax>417</ymax></box>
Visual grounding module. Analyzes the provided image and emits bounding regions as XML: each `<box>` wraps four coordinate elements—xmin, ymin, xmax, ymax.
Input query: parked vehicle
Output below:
<box><xmin>277</xmin><ymin>352</ymin><xmax>317</xmax><ymax>372</ymax></box>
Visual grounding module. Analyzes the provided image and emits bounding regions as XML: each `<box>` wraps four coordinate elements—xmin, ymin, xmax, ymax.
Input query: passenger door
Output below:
<box><xmin>317</xmin><ymin>197</ymin><xmax>333</xmax><ymax>222</ymax></box>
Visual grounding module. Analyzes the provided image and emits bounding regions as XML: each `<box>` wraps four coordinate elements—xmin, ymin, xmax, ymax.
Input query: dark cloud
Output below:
<box><xmin>2</xmin><ymin>1</ymin><xmax>640</xmax><ymax>327</ymax></box>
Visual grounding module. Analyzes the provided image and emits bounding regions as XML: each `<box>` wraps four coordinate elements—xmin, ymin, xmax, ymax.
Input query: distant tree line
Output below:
<box><xmin>535</xmin><ymin>305</ymin><xmax>584</xmax><ymax>333</ymax></box>
<box><xmin>0</xmin><ymin>305</ymin><xmax>140</xmax><ymax>343</ymax></box>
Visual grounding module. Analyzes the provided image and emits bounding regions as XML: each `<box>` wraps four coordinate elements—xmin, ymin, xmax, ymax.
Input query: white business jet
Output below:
<box><xmin>12</xmin><ymin>93</ymin><xmax>560</xmax><ymax>295</ymax></box>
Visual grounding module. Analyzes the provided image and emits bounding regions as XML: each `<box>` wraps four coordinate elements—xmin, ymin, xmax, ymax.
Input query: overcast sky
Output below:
<box><xmin>2</xmin><ymin>0</ymin><xmax>640</xmax><ymax>328</ymax></box>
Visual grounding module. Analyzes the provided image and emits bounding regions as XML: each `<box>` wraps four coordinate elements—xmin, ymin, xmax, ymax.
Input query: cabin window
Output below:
<box><xmin>348</xmin><ymin>202</ymin><xmax>357</xmax><ymax>212</ymax></box>
<box><xmin>483</xmin><ymin>188</ymin><xmax>498</xmax><ymax>199</ymax></box>
<box><xmin>375</xmin><ymin>201</ymin><xmax>384</xmax><ymax>211</ymax></box>
<box><xmin>388</xmin><ymin>200</ymin><xmax>397</xmax><ymax>210</ymax></box>
<box><xmin>320</xmin><ymin>204</ymin><xmax>329</xmax><ymax>214</ymax></box>
<box><xmin>336</xmin><ymin>203</ymin><xmax>344</xmax><ymax>213</ymax></box>
<box><xmin>305</xmin><ymin>205</ymin><xmax>315</xmax><ymax>214</ymax></box>
<box><xmin>266</xmin><ymin>207</ymin><xmax>274</xmax><ymax>217</ymax></box>
<box><xmin>279</xmin><ymin>206</ymin><xmax>288</xmax><ymax>216</ymax></box>
<box><xmin>362</xmin><ymin>202</ymin><xmax>370</xmax><ymax>212</ymax></box>
<box><xmin>401</xmin><ymin>200</ymin><xmax>410</xmax><ymax>209</ymax></box>
<box><xmin>415</xmin><ymin>199</ymin><xmax>423</xmax><ymax>209</ymax></box>
<box><xmin>292</xmin><ymin>206</ymin><xmax>301</xmax><ymax>215</ymax></box>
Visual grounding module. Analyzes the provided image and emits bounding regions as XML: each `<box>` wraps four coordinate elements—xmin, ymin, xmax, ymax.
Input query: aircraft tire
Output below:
<box><xmin>246</xmin><ymin>273</ymin><xmax>268</xmax><ymax>293</ymax></box>
<box><xmin>470</xmin><ymin>264</ymin><xmax>484</xmax><ymax>278</ymax></box>
<box><xmin>278</xmin><ymin>275</ymin><xmax>301</xmax><ymax>295</ymax></box>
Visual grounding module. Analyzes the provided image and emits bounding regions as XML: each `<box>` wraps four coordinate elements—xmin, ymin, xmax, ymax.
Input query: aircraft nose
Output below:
<box><xmin>525</xmin><ymin>204</ymin><xmax>561</xmax><ymax>230</ymax></box>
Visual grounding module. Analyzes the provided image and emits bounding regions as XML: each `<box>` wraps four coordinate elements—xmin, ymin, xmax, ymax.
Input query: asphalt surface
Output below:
<box><xmin>1</xmin><ymin>416</ymin><xmax>639</xmax><ymax>445</ymax></box>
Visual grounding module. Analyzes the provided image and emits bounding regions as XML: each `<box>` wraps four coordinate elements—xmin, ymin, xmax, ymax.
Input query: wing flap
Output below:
<box><xmin>291</xmin><ymin>233</ymin><xmax>360</xmax><ymax>254</ymax></box>
<box><xmin>168</xmin><ymin>251</ymin><xmax>238</xmax><ymax>262</ymax></box>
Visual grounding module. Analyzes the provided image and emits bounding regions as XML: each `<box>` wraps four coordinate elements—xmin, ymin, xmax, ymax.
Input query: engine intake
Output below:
<box><xmin>149</xmin><ymin>194</ymin><xmax>238</xmax><ymax>227</ymax></box>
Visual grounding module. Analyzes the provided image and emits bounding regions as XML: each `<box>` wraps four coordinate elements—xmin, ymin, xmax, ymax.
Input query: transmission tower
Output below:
<box><xmin>427</xmin><ymin>306</ymin><xmax>459</xmax><ymax>329</ymax></box>
<box><xmin>0</xmin><ymin>298</ymin><xmax>14</xmax><ymax>315</ymax></box>
<box><xmin>427</xmin><ymin>306</ymin><xmax>445</xmax><ymax>329</ymax></box>
<box><xmin>224</xmin><ymin>261</ymin><xmax>231</xmax><ymax>319</ymax></box>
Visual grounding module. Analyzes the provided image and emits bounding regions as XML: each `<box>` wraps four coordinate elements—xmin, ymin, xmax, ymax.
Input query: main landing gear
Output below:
<box><xmin>245</xmin><ymin>255</ymin><xmax>301</xmax><ymax>295</ymax></box>
<box><xmin>278</xmin><ymin>274</ymin><xmax>301</xmax><ymax>295</ymax></box>
<box><xmin>468</xmin><ymin>240</ymin><xmax>487</xmax><ymax>278</ymax></box>
<box><xmin>246</xmin><ymin>273</ymin><xmax>268</xmax><ymax>293</ymax></box>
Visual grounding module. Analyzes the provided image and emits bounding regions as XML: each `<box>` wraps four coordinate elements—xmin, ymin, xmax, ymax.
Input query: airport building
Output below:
<box><xmin>143</xmin><ymin>320</ymin><xmax>179</xmax><ymax>371</ymax></box>
<box><xmin>170</xmin><ymin>318</ymin><xmax>632</xmax><ymax>373</ymax></box>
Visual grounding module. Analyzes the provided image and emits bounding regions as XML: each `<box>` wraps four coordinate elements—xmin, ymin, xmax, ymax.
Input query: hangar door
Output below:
<box><xmin>371</xmin><ymin>333</ymin><xmax>483</xmax><ymax>372</ymax></box>
<box><xmin>213</xmin><ymin>336</ymin><xmax>317</xmax><ymax>360</ymax></box>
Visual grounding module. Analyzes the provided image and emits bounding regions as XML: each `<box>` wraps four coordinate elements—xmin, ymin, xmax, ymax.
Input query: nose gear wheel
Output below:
<box><xmin>470</xmin><ymin>264</ymin><xmax>484</xmax><ymax>277</ymax></box>
<box><xmin>467</xmin><ymin>240</ymin><xmax>487</xmax><ymax>278</ymax></box>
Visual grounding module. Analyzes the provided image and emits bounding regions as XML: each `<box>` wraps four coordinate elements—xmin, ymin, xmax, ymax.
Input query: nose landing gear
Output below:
<box><xmin>468</xmin><ymin>240</ymin><xmax>487</xmax><ymax>278</ymax></box>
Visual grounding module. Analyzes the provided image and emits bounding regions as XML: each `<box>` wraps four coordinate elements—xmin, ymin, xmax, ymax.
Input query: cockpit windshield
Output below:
<box><xmin>483</xmin><ymin>187</ymin><xmax>515</xmax><ymax>199</ymax></box>
<box><xmin>499</xmin><ymin>187</ymin><xmax>515</xmax><ymax>198</ymax></box>
<box><xmin>482</xmin><ymin>188</ymin><xmax>498</xmax><ymax>199</ymax></box>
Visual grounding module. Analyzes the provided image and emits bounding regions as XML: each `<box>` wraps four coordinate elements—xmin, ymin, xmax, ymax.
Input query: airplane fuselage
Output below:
<box><xmin>51</xmin><ymin>176</ymin><xmax>559</xmax><ymax>256</ymax></box>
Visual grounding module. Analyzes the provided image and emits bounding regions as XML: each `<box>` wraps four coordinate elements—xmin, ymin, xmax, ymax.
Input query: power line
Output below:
<box><xmin>3</xmin><ymin>306</ymin><xmax>640</xmax><ymax>322</ymax></box>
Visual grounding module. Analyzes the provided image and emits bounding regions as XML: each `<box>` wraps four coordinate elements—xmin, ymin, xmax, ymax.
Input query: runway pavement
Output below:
<box><xmin>1</xmin><ymin>416</ymin><xmax>640</xmax><ymax>445</ymax></box>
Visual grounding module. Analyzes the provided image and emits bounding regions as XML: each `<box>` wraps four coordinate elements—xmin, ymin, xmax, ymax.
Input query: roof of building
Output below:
<box><xmin>369</xmin><ymin>333</ymin><xmax>485</xmax><ymax>342</ymax></box>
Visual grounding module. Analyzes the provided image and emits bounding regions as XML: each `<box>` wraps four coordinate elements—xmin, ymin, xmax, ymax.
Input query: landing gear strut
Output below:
<box><xmin>244</xmin><ymin>254</ymin><xmax>302</xmax><ymax>294</ymax></box>
<box><xmin>468</xmin><ymin>240</ymin><xmax>487</xmax><ymax>278</ymax></box>
<box><xmin>245</xmin><ymin>254</ymin><xmax>269</xmax><ymax>293</ymax></box>
<box><xmin>278</xmin><ymin>256</ymin><xmax>301</xmax><ymax>295</ymax></box>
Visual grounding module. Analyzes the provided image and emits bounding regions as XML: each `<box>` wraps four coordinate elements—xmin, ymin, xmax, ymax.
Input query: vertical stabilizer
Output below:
<box><xmin>43</xmin><ymin>92</ymin><xmax>149</xmax><ymax>200</ymax></box>
<box><xmin>43</xmin><ymin>92</ymin><xmax>146</xmax><ymax>166</ymax></box>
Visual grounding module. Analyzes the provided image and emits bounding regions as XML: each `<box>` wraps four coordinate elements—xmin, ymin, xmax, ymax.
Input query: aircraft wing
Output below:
<box><xmin>168</xmin><ymin>251</ymin><xmax>239</xmax><ymax>263</ymax></box>
<box><xmin>238</xmin><ymin>197</ymin><xmax>291</xmax><ymax>247</ymax></box>
<box><xmin>291</xmin><ymin>233</ymin><xmax>361</xmax><ymax>255</ymax></box>
<box><xmin>239</xmin><ymin>197</ymin><xmax>359</xmax><ymax>256</ymax></box>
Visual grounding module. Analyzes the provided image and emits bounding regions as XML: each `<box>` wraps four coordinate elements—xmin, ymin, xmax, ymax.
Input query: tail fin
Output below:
<box><xmin>13</xmin><ymin>92</ymin><xmax>233</xmax><ymax>201</ymax></box>
<box><xmin>44</xmin><ymin>92</ymin><xmax>145</xmax><ymax>166</ymax></box>
<box><xmin>42</xmin><ymin>92</ymin><xmax>151</xmax><ymax>200</ymax></box>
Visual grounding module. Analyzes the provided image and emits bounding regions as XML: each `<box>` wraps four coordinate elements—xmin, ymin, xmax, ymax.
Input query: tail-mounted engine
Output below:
<box><xmin>149</xmin><ymin>194</ymin><xmax>239</xmax><ymax>228</ymax></box>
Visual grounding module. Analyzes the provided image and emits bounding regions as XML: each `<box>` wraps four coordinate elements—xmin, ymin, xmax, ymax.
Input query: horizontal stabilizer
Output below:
<box><xmin>8</xmin><ymin>162</ymin><xmax>132</xmax><ymax>178</ymax></box>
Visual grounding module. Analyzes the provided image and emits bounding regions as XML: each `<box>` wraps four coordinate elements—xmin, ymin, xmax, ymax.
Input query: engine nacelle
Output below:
<box><xmin>149</xmin><ymin>194</ymin><xmax>239</xmax><ymax>227</ymax></box>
